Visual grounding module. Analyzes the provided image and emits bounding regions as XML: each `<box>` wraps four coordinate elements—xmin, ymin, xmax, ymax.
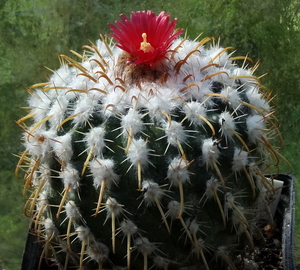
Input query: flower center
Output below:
<box><xmin>140</xmin><ymin>33</ymin><xmax>154</xmax><ymax>53</ymax></box>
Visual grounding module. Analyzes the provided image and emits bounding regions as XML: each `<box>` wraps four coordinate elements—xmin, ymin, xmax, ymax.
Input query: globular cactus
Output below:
<box><xmin>17</xmin><ymin>10</ymin><xmax>287</xmax><ymax>270</ymax></box>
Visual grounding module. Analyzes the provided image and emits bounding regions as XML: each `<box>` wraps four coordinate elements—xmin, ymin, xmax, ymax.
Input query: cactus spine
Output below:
<box><xmin>17</xmin><ymin>10</ymin><xmax>286</xmax><ymax>270</ymax></box>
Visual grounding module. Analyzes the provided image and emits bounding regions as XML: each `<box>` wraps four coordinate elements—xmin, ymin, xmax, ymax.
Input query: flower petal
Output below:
<box><xmin>107</xmin><ymin>10</ymin><xmax>183</xmax><ymax>66</ymax></box>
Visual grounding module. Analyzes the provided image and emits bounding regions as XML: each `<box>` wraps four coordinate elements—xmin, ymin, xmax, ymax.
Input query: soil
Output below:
<box><xmin>234</xmin><ymin>215</ymin><xmax>283</xmax><ymax>270</ymax></box>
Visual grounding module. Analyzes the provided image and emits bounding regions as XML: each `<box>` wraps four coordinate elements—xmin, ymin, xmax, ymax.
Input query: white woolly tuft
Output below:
<box><xmin>219</xmin><ymin>111</ymin><xmax>236</xmax><ymax>141</ymax></box>
<box><xmin>72</xmin><ymin>94</ymin><xmax>99</xmax><ymax>125</ymax></box>
<box><xmin>246</xmin><ymin>87</ymin><xmax>270</xmax><ymax>114</ymax></box>
<box><xmin>134</xmin><ymin>237</ymin><xmax>155</xmax><ymax>255</ymax></box>
<box><xmin>105</xmin><ymin>197</ymin><xmax>123</xmax><ymax>217</ymax></box>
<box><xmin>231</xmin><ymin>205</ymin><xmax>247</xmax><ymax>234</ymax></box>
<box><xmin>60</xmin><ymin>164</ymin><xmax>80</xmax><ymax>190</ymax></box>
<box><xmin>44</xmin><ymin>218</ymin><xmax>58</xmax><ymax>236</ymax></box>
<box><xmin>232</xmin><ymin>148</ymin><xmax>248</xmax><ymax>172</ymax></box>
<box><xmin>195</xmin><ymin>86</ymin><xmax>215</xmax><ymax>105</ymax></box>
<box><xmin>183</xmin><ymin>101</ymin><xmax>208</xmax><ymax>127</ymax></box>
<box><xmin>52</xmin><ymin>133</ymin><xmax>73</xmax><ymax>163</ymax></box>
<box><xmin>25</xmin><ymin>129</ymin><xmax>56</xmax><ymax>159</ymax></box>
<box><xmin>68</xmin><ymin>72</ymin><xmax>96</xmax><ymax>92</ymax></box>
<box><xmin>126</xmin><ymin>138</ymin><xmax>149</xmax><ymax>167</ymax></box>
<box><xmin>187</xmin><ymin>219</ymin><xmax>199</xmax><ymax>234</ymax></box>
<box><xmin>145</xmin><ymin>91</ymin><xmax>178</xmax><ymax>121</ymax></box>
<box><xmin>167</xmin><ymin>200</ymin><xmax>181</xmax><ymax>219</ymax></box>
<box><xmin>85</xmin><ymin>126</ymin><xmax>107</xmax><ymax>156</ymax></box>
<box><xmin>153</xmin><ymin>256</ymin><xmax>170</xmax><ymax>269</ymax></box>
<box><xmin>204</xmin><ymin>177</ymin><xmax>222</xmax><ymax>200</ymax></box>
<box><xmin>36</xmin><ymin>191</ymin><xmax>48</xmax><ymax>211</ymax></box>
<box><xmin>246</xmin><ymin>115</ymin><xmax>265</xmax><ymax>144</ymax></box>
<box><xmin>225</xmin><ymin>192</ymin><xmax>235</xmax><ymax>207</ymax></box>
<box><xmin>65</xmin><ymin>200</ymin><xmax>81</xmax><ymax>219</ymax></box>
<box><xmin>167</xmin><ymin>157</ymin><xmax>190</xmax><ymax>186</ymax></box>
<box><xmin>48</xmin><ymin>95</ymin><xmax>69</xmax><ymax>127</ymax></box>
<box><xmin>202</xmin><ymin>138</ymin><xmax>220</xmax><ymax>167</ymax></box>
<box><xmin>49</xmin><ymin>65</ymin><xmax>75</xmax><ymax>87</ymax></box>
<box><xmin>86</xmin><ymin>241</ymin><xmax>109</xmax><ymax>263</ymax></box>
<box><xmin>220</xmin><ymin>86</ymin><xmax>241</xmax><ymax>109</ymax></box>
<box><xmin>75</xmin><ymin>226</ymin><xmax>92</xmax><ymax>242</ymax></box>
<box><xmin>141</xmin><ymin>180</ymin><xmax>165</xmax><ymax>205</ymax></box>
<box><xmin>171</xmin><ymin>38</ymin><xmax>200</xmax><ymax>61</ymax></box>
<box><xmin>224</xmin><ymin>192</ymin><xmax>241</xmax><ymax>220</ymax></box>
<box><xmin>121</xmin><ymin>108</ymin><xmax>143</xmax><ymax>137</ymax></box>
<box><xmin>28</xmin><ymin>89</ymin><xmax>52</xmax><ymax>123</ymax></box>
<box><xmin>124</xmin><ymin>86</ymin><xmax>145</xmax><ymax>108</ymax></box>
<box><xmin>89</xmin><ymin>158</ymin><xmax>119</xmax><ymax>189</ymax></box>
<box><xmin>164</xmin><ymin>120</ymin><xmax>186</xmax><ymax>146</ymax></box>
<box><xmin>206</xmin><ymin>46</ymin><xmax>232</xmax><ymax>67</ymax></box>
<box><xmin>95</xmin><ymin>39</ymin><xmax>116</xmax><ymax>58</ymax></box>
<box><xmin>102</xmin><ymin>88</ymin><xmax>127</xmax><ymax>118</ymax></box>
<box><xmin>33</xmin><ymin>163</ymin><xmax>51</xmax><ymax>190</ymax></box>
<box><xmin>120</xmin><ymin>219</ymin><xmax>137</xmax><ymax>236</ymax></box>
<box><xmin>230</xmin><ymin>67</ymin><xmax>256</xmax><ymax>84</ymax></box>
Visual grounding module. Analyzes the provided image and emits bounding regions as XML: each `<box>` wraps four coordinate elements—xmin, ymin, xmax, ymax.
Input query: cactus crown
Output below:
<box><xmin>17</xmin><ymin>10</ymin><xmax>287</xmax><ymax>270</ymax></box>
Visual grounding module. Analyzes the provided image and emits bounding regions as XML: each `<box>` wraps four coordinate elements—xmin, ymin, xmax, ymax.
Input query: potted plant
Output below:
<box><xmin>18</xmin><ymin>10</ymin><xmax>295</xmax><ymax>270</ymax></box>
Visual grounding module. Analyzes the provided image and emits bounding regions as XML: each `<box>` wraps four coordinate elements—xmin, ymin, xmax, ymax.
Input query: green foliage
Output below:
<box><xmin>0</xmin><ymin>171</ymin><xmax>28</xmax><ymax>269</ymax></box>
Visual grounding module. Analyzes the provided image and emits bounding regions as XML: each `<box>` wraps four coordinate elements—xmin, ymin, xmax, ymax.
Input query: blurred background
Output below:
<box><xmin>0</xmin><ymin>0</ymin><xmax>299</xmax><ymax>269</ymax></box>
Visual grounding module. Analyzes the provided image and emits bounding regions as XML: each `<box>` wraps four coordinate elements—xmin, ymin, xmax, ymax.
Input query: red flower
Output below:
<box><xmin>107</xmin><ymin>11</ymin><xmax>183</xmax><ymax>67</ymax></box>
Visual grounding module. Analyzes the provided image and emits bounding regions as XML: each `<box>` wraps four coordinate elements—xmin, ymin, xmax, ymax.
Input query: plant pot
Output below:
<box><xmin>275</xmin><ymin>174</ymin><xmax>297</xmax><ymax>269</ymax></box>
<box><xmin>20</xmin><ymin>174</ymin><xmax>297</xmax><ymax>270</ymax></box>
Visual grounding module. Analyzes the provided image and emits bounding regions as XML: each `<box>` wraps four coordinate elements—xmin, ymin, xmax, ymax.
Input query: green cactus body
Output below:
<box><xmin>18</xmin><ymin>11</ymin><xmax>284</xmax><ymax>270</ymax></box>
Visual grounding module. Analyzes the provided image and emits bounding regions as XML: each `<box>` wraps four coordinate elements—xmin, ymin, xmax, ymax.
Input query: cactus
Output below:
<box><xmin>17</xmin><ymin>10</ymin><xmax>287</xmax><ymax>270</ymax></box>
